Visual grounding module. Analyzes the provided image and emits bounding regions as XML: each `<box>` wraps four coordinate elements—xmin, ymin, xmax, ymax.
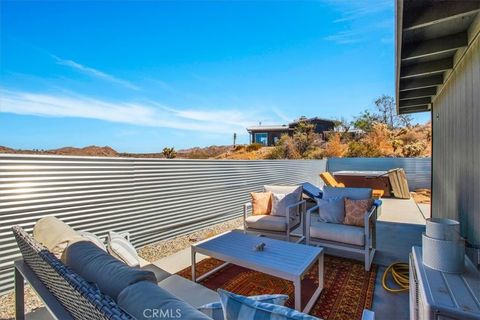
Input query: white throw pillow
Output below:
<box><xmin>107</xmin><ymin>231</ymin><xmax>140</xmax><ymax>267</ymax></box>
<box><xmin>271</xmin><ymin>193</ymin><xmax>298</xmax><ymax>217</ymax></box>
<box><xmin>316</xmin><ymin>197</ymin><xmax>345</xmax><ymax>224</ymax></box>
<box><xmin>79</xmin><ymin>231</ymin><xmax>107</xmax><ymax>251</ymax></box>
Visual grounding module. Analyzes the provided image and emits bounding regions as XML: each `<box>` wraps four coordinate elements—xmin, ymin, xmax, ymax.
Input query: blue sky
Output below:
<box><xmin>0</xmin><ymin>0</ymin><xmax>430</xmax><ymax>152</ymax></box>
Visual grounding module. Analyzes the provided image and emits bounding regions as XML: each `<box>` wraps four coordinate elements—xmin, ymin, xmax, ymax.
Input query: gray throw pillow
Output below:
<box><xmin>271</xmin><ymin>193</ymin><xmax>298</xmax><ymax>217</ymax></box>
<box><xmin>316</xmin><ymin>197</ymin><xmax>345</xmax><ymax>223</ymax></box>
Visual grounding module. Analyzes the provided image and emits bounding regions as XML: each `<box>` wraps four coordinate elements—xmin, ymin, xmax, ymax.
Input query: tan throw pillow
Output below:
<box><xmin>344</xmin><ymin>198</ymin><xmax>374</xmax><ymax>227</ymax></box>
<box><xmin>33</xmin><ymin>216</ymin><xmax>85</xmax><ymax>259</ymax></box>
<box><xmin>250</xmin><ymin>191</ymin><xmax>272</xmax><ymax>215</ymax></box>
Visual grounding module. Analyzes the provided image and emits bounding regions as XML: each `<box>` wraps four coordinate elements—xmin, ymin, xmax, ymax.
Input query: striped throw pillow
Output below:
<box><xmin>107</xmin><ymin>231</ymin><xmax>140</xmax><ymax>267</ymax></box>
<box><xmin>198</xmin><ymin>294</ymin><xmax>289</xmax><ymax>320</ymax></box>
<box><xmin>218</xmin><ymin>289</ymin><xmax>319</xmax><ymax>320</ymax></box>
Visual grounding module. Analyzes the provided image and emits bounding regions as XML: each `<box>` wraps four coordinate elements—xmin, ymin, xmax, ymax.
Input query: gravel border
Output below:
<box><xmin>138</xmin><ymin>217</ymin><xmax>243</xmax><ymax>262</ymax></box>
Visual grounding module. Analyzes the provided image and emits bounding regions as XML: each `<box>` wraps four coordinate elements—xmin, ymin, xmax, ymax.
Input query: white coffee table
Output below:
<box><xmin>191</xmin><ymin>231</ymin><xmax>324</xmax><ymax>313</ymax></box>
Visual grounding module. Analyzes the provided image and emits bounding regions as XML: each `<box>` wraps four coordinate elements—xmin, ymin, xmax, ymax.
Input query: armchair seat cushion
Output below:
<box><xmin>310</xmin><ymin>222</ymin><xmax>365</xmax><ymax>246</ymax></box>
<box><xmin>245</xmin><ymin>215</ymin><xmax>287</xmax><ymax>232</ymax></box>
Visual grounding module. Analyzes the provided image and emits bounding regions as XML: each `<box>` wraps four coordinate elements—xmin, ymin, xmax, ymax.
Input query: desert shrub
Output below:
<box><xmin>162</xmin><ymin>147</ymin><xmax>177</xmax><ymax>159</ymax></box>
<box><xmin>402</xmin><ymin>141</ymin><xmax>426</xmax><ymax>157</ymax></box>
<box><xmin>266</xmin><ymin>145</ymin><xmax>286</xmax><ymax>159</ymax></box>
<box><xmin>246</xmin><ymin>143</ymin><xmax>263</xmax><ymax>152</ymax></box>
<box><xmin>346</xmin><ymin>141</ymin><xmax>377</xmax><ymax>157</ymax></box>
<box><xmin>233</xmin><ymin>145</ymin><xmax>245</xmax><ymax>152</ymax></box>
<box><xmin>266</xmin><ymin>135</ymin><xmax>303</xmax><ymax>159</ymax></box>
<box><xmin>303</xmin><ymin>147</ymin><xmax>325</xmax><ymax>159</ymax></box>
<box><xmin>323</xmin><ymin>133</ymin><xmax>348</xmax><ymax>158</ymax></box>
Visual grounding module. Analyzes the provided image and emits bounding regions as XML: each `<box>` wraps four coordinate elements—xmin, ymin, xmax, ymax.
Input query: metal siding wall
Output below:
<box><xmin>432</xmin><ymin>34</ymin><xmax>480</xmax><ymax>250</ymax></box>
<box><xmin>0</xmin><ymin>154</ymin><xmax>326</xmax><ymax>293</ymax></box>
<box><xmin>327</xmin><ymin>157</ymin><xmax>431</xmax><ymax>190</ymax></box>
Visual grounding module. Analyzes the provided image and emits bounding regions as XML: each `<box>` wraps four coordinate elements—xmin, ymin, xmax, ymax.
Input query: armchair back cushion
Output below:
<box><xmin>264</xmin><ymin>185</ymin><xmax>302</xmax><ymax>201</ymax></box>
<box><xmin>323</xmin><ymin>186</ymin><xmax>372</xmax><ymax>200</ymax></box>
<box><xmin>344</xmin><ymin>198</ymin><xmax>374</xmax><ymax>227</ymax></box>
<box><xmin>64</xmin><ymin>240</ymin><xmax>157</xmax><ymax>301</ymax></box>
<box><xmin>250</xmin><ymin>191</ymin><xmax>272</xmax><ymax>215</ymax></box>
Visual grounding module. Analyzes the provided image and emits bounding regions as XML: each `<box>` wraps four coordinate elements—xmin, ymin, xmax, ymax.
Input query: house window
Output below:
<box><xmin>254</xmin><ymin>133</ymin><xmax>268</xmax><ymax>145</ymax></box>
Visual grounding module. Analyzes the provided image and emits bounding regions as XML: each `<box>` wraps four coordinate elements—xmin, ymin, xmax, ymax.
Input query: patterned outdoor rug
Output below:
<box><xmin>177</xmin><ymin>255</ymin><xmax>377</xmax><ymax>320</ymax></box>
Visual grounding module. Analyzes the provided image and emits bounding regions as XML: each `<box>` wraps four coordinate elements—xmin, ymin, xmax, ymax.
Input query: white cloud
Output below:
<box><xmin>323</xmin><ymin>30</ymin><xmax>362</xmax><ymax>44</ymax></box>
<box><xmin>322</xmin><ymin>0</ymin><xmax>393</xmax><ymax>45</ymax></box>
<box><xmin>0</xmin><ymin>89</ymin><xmax>272</xmax><ymax>134</ymax></box>
<box><xmin>52</xmin><ymin>56</ymin><xmax>140</xmax><ymax>91</ymax></box>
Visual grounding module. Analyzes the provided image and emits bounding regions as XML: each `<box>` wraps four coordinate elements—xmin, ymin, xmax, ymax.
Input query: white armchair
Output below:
<box><xmin>243</xmin><ymin>199</ymin><xmax>306</xmax><ymax>243</ymax></box>
<box><xmin>305</xmin><ymin>187</ymin><xmax>380</xmax><ymax>271</ymax></box>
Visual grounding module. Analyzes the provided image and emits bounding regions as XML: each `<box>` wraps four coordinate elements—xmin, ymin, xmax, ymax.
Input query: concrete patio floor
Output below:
<box><xmin>152</xmin><ymin>198</ymin><xmax>428</xmax><ymax>320</ymax></box>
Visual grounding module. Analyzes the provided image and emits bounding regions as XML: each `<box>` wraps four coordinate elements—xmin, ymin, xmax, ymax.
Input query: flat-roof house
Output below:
<box><xmin>396</xmin><ymin>0</ymin><xmax>480</xmax><ymax>263</ymax></box>
<box><xmin>246</xmin><ymin>117</ymin><xmax>335</xmax><ymax>146</ymax></box>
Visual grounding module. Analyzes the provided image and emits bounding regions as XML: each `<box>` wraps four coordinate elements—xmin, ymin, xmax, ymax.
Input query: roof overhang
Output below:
<box><xmin>395</xmin><ymin>0</ymin><xmax>480</xmax><ymax>114</ymax></box>
<box><xmin>246</xmin><ymin>126</ymin><xmax>290</xmax><ymax>133</ymax></box>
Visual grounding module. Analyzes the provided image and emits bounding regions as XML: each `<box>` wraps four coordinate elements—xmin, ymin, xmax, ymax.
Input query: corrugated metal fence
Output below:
<box><xmin>327</xmin><ymin>157</ymin><xmax>431</xmax><ymax>190</ymax></box>
<box><xmin>0</xmin><ymin>155</ymin><xmax>431</xmax><ymax>294</ymax></box>
<box><xmin>0</xmin><ymin>154</ymin><xmax>326</xmax><ymax>293</ymax></box>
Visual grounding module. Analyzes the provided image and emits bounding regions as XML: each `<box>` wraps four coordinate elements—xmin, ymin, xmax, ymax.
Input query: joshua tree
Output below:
<box><xmin>162</xmin><ymin>147</ymin><xmax>177</xmax><ymax>159</ymax></box>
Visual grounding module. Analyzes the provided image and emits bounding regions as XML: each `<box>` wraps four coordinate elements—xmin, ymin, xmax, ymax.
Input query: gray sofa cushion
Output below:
<box><xmin>118</xmin><ymin>280</ymin><xmax>211</xmax><ymax>320</ymax></box>
<box><xmin>158</xmin><ymin>275</ymin><xmax>219</xmax><ymax>308</ymax></box>
<box><xmin>245</xmin><ymin>215</ymin><xmax>287</xmax><ymax>232</ymax></box>
<box><xmin>323</xmin><ymin>186</ymin><xmax>372</xmax><ymax>200</ymax></box>
<box><xmin>310</xmin><ymin>222</ymin><xmax>365</xmax><ymax>246</ymax></box>
<box><xmin>64</xmin><ymin>241</ymin><xmax>156</xmax><ymax>301</ymax></box>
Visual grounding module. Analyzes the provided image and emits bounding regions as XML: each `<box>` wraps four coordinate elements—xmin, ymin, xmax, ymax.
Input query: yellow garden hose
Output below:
<box><xmin>382</xmin><ymin>262</ymin><xmax>410</xmax><ymax>292</ymax></box>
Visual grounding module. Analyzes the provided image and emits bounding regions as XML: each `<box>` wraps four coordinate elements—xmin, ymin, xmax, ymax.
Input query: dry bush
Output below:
<box><xmin>362</xmin><ymin>123</ymin><xmax>396</xmax><ymax>157</ymax></box>
<box><xmin>246</xmin><ymin>143</ymin><xmax>263</xmax><ymax>152</ymax></box>
<box><xmin>323</xmin><ymin>133</ymin><xmax>348</xmax><ymax>157</ymax></box>
<box><xmin>267</xmin><ymin>135</ymin><xmax>301</xmax><ymax>159</ymax></box>
<box><xmin>303</xmin><ymin>147</ymin><xmax>325</xmax><ymax>159</ymax></box>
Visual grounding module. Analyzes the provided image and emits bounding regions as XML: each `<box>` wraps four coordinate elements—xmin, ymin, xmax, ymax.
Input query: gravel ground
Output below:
<box><xmin>0</xmin><ymin>285</ymin><xmax>43</xmax><ymax>320</ymax></box>
<box><xmin>138</xmin><ymin>217</ymin><xmax>243</xmax><ymax>262</ymax></box>
<box><xmin>0</xmin><ymin>217</ymin><xmax>243</xmax><ymax>319</ymax></box>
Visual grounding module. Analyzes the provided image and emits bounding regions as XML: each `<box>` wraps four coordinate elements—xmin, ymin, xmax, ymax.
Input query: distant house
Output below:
<box><xmin>246</xmin><ymin>117</ymin><xmax>335</xmax><ymax>146</ymax></box>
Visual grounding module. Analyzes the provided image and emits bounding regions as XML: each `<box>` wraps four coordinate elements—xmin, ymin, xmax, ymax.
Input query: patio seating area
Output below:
<box><xmin>11</xmin><ymin>196</ymin><xmax>428</xmax><ymax>320</ymax></box>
